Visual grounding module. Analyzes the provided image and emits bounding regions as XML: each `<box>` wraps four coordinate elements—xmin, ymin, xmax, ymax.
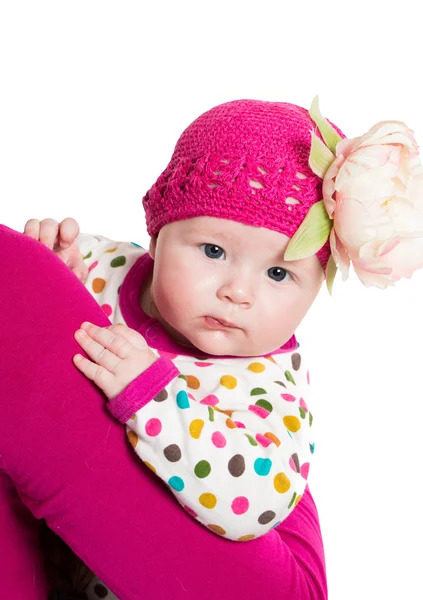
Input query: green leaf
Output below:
<box><xmin>284</xmin><ymin>201</ymin><xmax>332</xmax><ymax>261</ymax></box>
<box><xmin>325</xmin><ymin>254</ymin><xmax>338</xmax><ymax>296</ymax></box>
<box><xmin>309</xmin><ymin>96</ymin><xmax>342</xmax><ymax>155</ymax></box>
<box><xmin>309</xmin><ymin>132</ymin><xmax>336</xmax><ymax>178</ymax></box>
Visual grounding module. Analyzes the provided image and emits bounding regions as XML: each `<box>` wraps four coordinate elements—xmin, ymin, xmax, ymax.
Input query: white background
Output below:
<box><xmin>1</xmin><ymin>2</ymin><xmax>422</xmax><ymax>598</ymax></box>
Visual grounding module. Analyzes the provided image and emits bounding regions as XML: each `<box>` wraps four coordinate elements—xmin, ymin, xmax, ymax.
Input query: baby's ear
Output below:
<box><xmin>148</xmin><ymin>235</ymin><xmax>158</xmax><ymax>259</ymax></box>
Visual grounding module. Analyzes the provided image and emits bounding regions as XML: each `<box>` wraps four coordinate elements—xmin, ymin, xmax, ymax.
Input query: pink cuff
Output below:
<box><xmin>107</xmin><ymin>356</ymin><xmax>180</xmax><ymax>423</ymax></box>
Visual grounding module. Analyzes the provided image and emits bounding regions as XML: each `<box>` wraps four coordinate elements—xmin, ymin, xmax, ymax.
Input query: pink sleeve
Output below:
<box><xmin>0</xmin><ymin>224</ymin><xmax>327</xmax><ymax>600</ymax></box>
<box><xmin>107</xmin><ymin>356</ymin><xmax>179</xmax><ymax>422</ymax></box>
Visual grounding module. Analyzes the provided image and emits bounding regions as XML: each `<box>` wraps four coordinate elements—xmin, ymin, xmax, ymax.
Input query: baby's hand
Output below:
<box><xmin>23</xmin><ymin>217</ymin><xmax>88</xmax><ymax>283</ymax></box>
<box><xmin>73</xmin><ymin>322</ymin><xmax>158</xmax><ymax>400</ymax></box>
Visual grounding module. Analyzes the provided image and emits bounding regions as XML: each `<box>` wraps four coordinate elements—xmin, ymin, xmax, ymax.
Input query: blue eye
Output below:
<box><xmin>267</xmin><ymin>266</ymin><xmax>291</xmax><ymax>282</ymax></box>
<box><xmin>200</xmin><ymin>244</ymin><xmax>225</xmax><ymax>259</ymax></box>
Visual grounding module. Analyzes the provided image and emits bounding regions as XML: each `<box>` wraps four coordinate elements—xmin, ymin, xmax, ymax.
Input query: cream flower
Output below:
<box><xmin>324</xmin><ymin>121</ymin><xmax>423</xmax><ymax>288</ymax></box>
<box><xmin>284</xmin><ymin>97</ymin><xmax>423</xmax><ymax>292</ymax></box>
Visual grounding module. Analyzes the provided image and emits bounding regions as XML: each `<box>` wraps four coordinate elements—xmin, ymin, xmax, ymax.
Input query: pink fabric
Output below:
<box><xmin>108</xmin><ymin>356</ymin><xmax>179</xmax><ymax>422</ymax></box>
<box><xmin>0</xmin><ymin>224</ymin><xmax>328</xmax><ymax>600</ymax></box>
<box><xmin>143</xmin><ymin>100</ymin><xmax>345</xmax><ymax>271</ymax></box>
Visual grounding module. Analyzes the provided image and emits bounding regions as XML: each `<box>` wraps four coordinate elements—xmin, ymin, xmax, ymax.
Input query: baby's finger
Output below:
<box><xmin>23</xmin><ymin>218</ymin><xmax>41</xmax><ymax>239</ymax></box>
<box><xmin>74</xmin><ymin>328</ymin><xmax>121</xmax><ymax>372</ymax></box>
<box><xmin>80</xmin><ymin>323</ymin><xmax>137</xmax><ymax>359</ymax></box>
<box><xmin>106</xmin><ymin>324</ymin><xmax>149</xmax><ymax>351</ymax></box>
<box><xmin>58</xmin><ymin>217</ymin><xmax>80</xmax><ymax>249</ymax></box>
<box><xmin>73</xmin><ymin>354</ymin><xmax>116</xmax><ymax>397</ymax></box>
<box><xmin>38</xmin><ymin>218</ymin><xmax>60</xmax><ymax>250</ymax></box>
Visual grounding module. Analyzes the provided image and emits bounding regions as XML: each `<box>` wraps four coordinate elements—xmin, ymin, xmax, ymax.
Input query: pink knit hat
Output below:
<box><xmin>143</xmin><ymin>99</ymin><xmax>345</xmax><ymax>270</ymax></box>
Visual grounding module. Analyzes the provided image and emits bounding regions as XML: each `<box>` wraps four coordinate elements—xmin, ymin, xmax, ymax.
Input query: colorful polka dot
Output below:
<box><xmin>248</xmin><ymin>404</ymin><xmax>270</xmax><ymax>419</ymax></box>
<box><xmin>186</xmin><ymin>375</ymin><xmax>200</xmax><ymax>389</ymax></box>
<box><xmin>163</xmin><ymin>444</ymin><xmax>182</xmax><ymax>462</ymax></box>
<box><xmin>189</xmin><ymin>419</ymin><xmax>204</xmax><ymax>439</ymax></box>
<box><xmin>211</xmin><ymin>431</ymin><xmax>226</xmax><ymax>448</ymax></box>
<box><xmin>264</xmin><ymin>355</ymin><xmax>277</xmax><ymax>364</ymax></box>
<box><xmin>199</xmin><ymin>493</ymin><xmax>217</xmax><ymax>508</ymax></box>
<box><xmin>143</xmin><ymin>461</ymin><xmax>156</xmax><ymax>474</ymax></box>
<box><xmin>145</xmin><ymin>418</ymin><xmax>162</xmax><ymax>436</ymax></box>
<box><xmin>288</xmin><ymin>492</ymin><xmax>297</xmax><ymax>509</ymax></box>
<box><xmin>274</xmin><ymin>472</ymin><xmax>291</xmax><ymax>493</ymax></box>
<box><xmin>300</xmin><ymin>463</ymin><xmax>310</xmax><ymax>479</ymax></box>
<box><xmin>238</xmin><ymin>534</ymin><xmax>256</xmax><ymax>541</ymax></box>
<box><xmin>101</xmin><ymin>304</ymin><xmax>112</xmax><ymax>317</ymax></box>
<box><xmin>176</xmin><ymin>390</ymin><xmax>190</xmax><ymax>409</ymax></box>
<box><xmin>168</xmin><ymin>476</ymin><xmax>184</xmax><ymax>492</ymax></box>
<box><xmin>127</xmin><ymin>431</ymin><xmax>138</xmax><ymax>448</ymax></box>
<box><xmin>231</xmin><ymin>496</ymin><xmax>249</xmax><ymax>515</ymax></box>
<box><xmin>226</xmin><ymin>418</ymin><xmax>237</xmax><ymax>429</ymax></box>
<box><xmin>290</xmin><ymin>454</ymin><xmax>300</xmax><ymax>473</ymax></box>
<box><xmin>255</xmin><ymin>399</ymin><xmax>273</xmax><ymax>413</ymax></box>
<box><xmin>208</xmin><ymin>524</ymin><xmax>226</xmax><ymax>535</ymax></box>
<box><xmin>250</xmin><ymin>387</ymin><xmax>267</xmax><ymax>396</ymax></box>
<box><xmin>245</xmin><ymin>433</ymin><xmax>258</xmax><ymax>446</ymax></box>
<box><xmin>256</xmin><ymin>433</ymin><xmax>273</xmax><ymax>447</ymax></box>
<box><xmin>248</xmin><ymin>362</ymin><xmax>265</xmax><ymax>373</ymax></box>
<box><xmin>92</xmin><ymin>278</ymin><xmax>106</xmax><ymax>293</ymax></box>
<box><xmin>208</xmin><ymin>406</ymin><xmax>215</xmax><ymax>422</ymax></box>
<box><xmin>200</xmin><ymin>394</ymin><xmax>219</xmax><ymax>406</ymax></box>
<box><xmin>194</xmin><ymin>460</ymin><xmax>211</xmax><ymax>478</ymax></box>
<box><xmin>284</xmin><ymin>370</ymin><xmax>296</xmax><ymax>384</ymax></box>
<box><xmin>254</xmin><ymin>458</ymin><xmax>272</xmax><ymax>476</ymax></box>
<box><xmin>310</xmin><ymin>442</ymin><xmax>315</xmax><ymax>454</ymax></box>
<box><xmin>299</xmin><ymin>397</ymin><xmax>308</xmax><ymax>411</ymax></box>
<box><xmin>233</xmin><ymin>421</ymin><xmax>245</xmax><ymax>428</ymax></box>
<box><xmin>110</xmin><ymin>255</ymin><xmax>126</xmax><ymax>267</ymax></box>
<box><xmin>105</xmin><ymin>246</ymin><xmax>118</xmax><ymax>253</ymax></box>
<box><xmin>284</xmin><ymin>415</ymin><xmax>301</xmax><ymax>432</ymax></box>
<box><xmin>228</xmin><ymin>454</ymin><xmax>246</xmax><ymax>477</ymax></box>
<box><xmin>258</xmin><ymin>510</ymin><xmax>276</xmax><ymax>525</ymax></box>
<box><xmin>154</xmin><ymin>389</ymin><xmax>168</xmax><ymax>402</ymax></box>
<box><xmin>88</xmin><ymin>260</ymin><xmax>98</xmax><ymax>273</ymax></box>
<box><xmin>281</xmin><ymin>393</ymin><xmax>296</xmax><ymax>402</ymax></box>
<box><xmin>291</xmin><ymin>352</ymin><xmax>301</xmax><ymax>370</ymax></box>
<box><xmin>274</xmin><ymin>380</ymin><xmax>287</xmax><ymax>388</ymax></box>
<box><xmin>194</xmin><ymin>361</ymin><xmax>213</xmax><ymax>368</ymax></box>
<box><xmin>220</xmin><ymin>375</ymin><xmax>237</xmax><ymax>389</ymax></box>
<box><xmin>264</xmin><ymin>432</ymin><xmax>281</xmax><ymax>446</ymax></box>
<box><xmin>83</xmin><ymin>251</ymin><xmax>92</xmax><ymax>260</ymax></box>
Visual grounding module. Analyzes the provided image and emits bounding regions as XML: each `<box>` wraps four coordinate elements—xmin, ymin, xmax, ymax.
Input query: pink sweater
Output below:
<box><xmin>0</xmin><ymin>224</ymin><xmax>327</xmax><ymax>599</ymax></box>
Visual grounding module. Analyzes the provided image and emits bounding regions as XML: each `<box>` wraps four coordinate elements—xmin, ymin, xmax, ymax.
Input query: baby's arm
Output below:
<box><xmin>121</xmin><ymin>370</ymin><xmax>310</xmax><ymax>541</ymax></box>
<box><xmin>74</xmin><ymin>323</ymin><xmax>312</xmax><ymax>542</ymax></box>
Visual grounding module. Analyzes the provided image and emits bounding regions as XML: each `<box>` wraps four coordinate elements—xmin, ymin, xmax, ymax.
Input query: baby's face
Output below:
<box><xmin>148</xmin><ymin>216</ymin><xmax>324</xmax><ymax>356</ymax></box>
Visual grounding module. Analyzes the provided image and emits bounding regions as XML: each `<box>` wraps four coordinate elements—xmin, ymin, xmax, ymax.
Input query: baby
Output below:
<box><xmin>25</xmin><ymin>97</ymin><xmax>423</xmax><ymax>594</ymax></box>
